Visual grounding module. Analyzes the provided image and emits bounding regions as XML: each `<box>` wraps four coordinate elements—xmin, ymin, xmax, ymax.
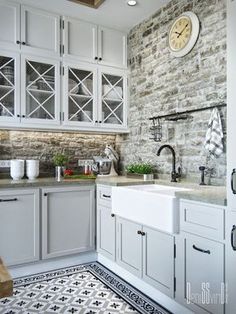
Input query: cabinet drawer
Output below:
<box><xmin>180</xmin><ymin>200</ymin><xmax>225</xmax><ymax>241</ymax></box>
<box><xmin>184</xmin><ymin>234</ymin><xmax>224</xmax><ymax>314</ymax></box>
<box><xmin>97</xmin><ymin>185</ymin><xmax>112</xmax><ymax>207</ymax></box>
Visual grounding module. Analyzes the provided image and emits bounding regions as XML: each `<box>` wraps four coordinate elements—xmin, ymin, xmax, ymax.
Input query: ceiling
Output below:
<box><xmin>16</xmin><ymin>0</ymin><xmax>169</xmax><ymax>32</ymax></box>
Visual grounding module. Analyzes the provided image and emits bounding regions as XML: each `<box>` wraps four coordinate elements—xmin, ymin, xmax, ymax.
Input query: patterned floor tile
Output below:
<box><xmin>0</xmin><ymin>262</ymin><xmax>172</xmax><ymax>314</ymax></box>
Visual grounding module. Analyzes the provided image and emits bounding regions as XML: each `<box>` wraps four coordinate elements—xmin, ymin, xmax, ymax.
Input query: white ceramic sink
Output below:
<box><xmin>112</xmin><ymin>184</ymin><xmax>191</xmax><ymax>234</ymax></box>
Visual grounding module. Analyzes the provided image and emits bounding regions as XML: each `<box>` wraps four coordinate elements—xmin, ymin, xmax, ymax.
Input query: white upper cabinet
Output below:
<box><xmin>63</xmin><ymin>61</ymin><xmax>97</xmax><ymax>127</ymax></box>
<box><xmin>64</xmin><ymin>17</ymin><xmax>97</xmax><ymax>63</ymax></box>
<box><xmin>63</xmin><ymin>17</ymin><xmax>127</xmax><ymax>69</ymax></box>
<box><xmin>21</xmin><ymin>54</ymin><xmax>61</xmax><ymax>126</ymax></box>
<box><xmin>98</xmin><ymin>26</ymin><xmax>127</xmax><ymax>69</ymax></box>
<box><xmin>21</xmin><ymin>6</ymin><xmax>60</xmax><ymax>57</ymax></box>
<box><xmin>0</xmin><ymin>50</ymin><xmax>20</xmax><ymax>124</ymax></box>
<box><xmin>0</xmin><ymin>1</ymin><xmax>20</xmax><ymax>51</ymax></box>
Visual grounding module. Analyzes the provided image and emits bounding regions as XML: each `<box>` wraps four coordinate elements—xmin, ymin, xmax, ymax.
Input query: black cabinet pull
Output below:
<box><xmin>141</xmin><ymin>232</ymin><xmax>146</xmax><ymax>236</ymax></box>
<box><xmin>99</xmin><ymin>121</ymin><xmax>102</xmax><ymax>123</ymax></box>
<box><xmin>111</xmin><ymin>214</ymin><xmax>115</xmax><ymax>217</ymax></box>
<box><xmin>44</xmin><ymin>193</ymin><xmax>48</xmax><ymax>196</ymax></box>
<box><xmin>95</xmin><ymin>57</ymin><xmax>98</xmax><ymax>60</ymax></box>
<box><xmin>22</xmin><ymin>42</ymin><xmax>26</xmax><ymax>45</ymax></box>
<box><xmin>231</xmin><ymin>225</ymin><xmax>236</xmax><ymax>251</ymax></box>
<box><xmin>102</xmin><ymin>194</ymin><xmax>111</xmax><ymax>199</ymax></box>
<box><xmin>16</xmin><ymin>40</ymin><xmax>20</xmax><ymax>44</ymax></box>
<box><xmin>0</xmin><ymin>198</ymin><xmax>18</xmax><ymax>202</ymax></box>
<box><xmin>22</xmin><ymin>115</ymin><xmax>25</xmax><ymax>118</ymax></box>
<box><xmin>137</xmin><ymin>230</ymin><xmax>142</xmax><ymax>235</ymax></box>
<box><xmin>95</xmin><ymin>120</ymin><xmax>98</xmax><ymax>123</ymax></box>
<box><xmin>231</xmin><ymin>169</ymin><xmax>236</xmax><ymax>194</ymax></box>
<box><xmin>99</xmin><ymin>57</ymin><xmax>102</xmax><ymax>61</ymax></box>
<box><xmin>193</xmin><ymin>245</ymin><xmax>210</xmax><ymax>254</ymax></box>
<box><xmin>17</xmin><ymin>114</ymin><xmax>20</xmax><ymax>117</ymax></box>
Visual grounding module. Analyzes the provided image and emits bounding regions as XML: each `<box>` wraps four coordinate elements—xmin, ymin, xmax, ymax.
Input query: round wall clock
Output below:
<box><xmin>168</xmin><ymin>11</ymin><xmax>200</xmax><ymax>57</ymax></box>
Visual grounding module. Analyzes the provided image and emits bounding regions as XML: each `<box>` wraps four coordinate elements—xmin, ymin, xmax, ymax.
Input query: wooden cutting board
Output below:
<box><xmin>0</xmin><ymin>258</ymin><xmax>13</xmax><ymax>298</ymax></box>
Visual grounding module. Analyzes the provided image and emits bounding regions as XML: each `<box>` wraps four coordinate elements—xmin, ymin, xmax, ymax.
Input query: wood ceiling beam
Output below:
<box><xmin>68</xmin><ymin>0</ymin><xmax>105</xmax><ymax>9</ymax></box>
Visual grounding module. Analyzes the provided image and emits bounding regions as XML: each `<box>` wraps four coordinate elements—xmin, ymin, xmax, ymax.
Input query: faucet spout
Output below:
<box><xmin>157</xmin><ymin>144</ymin><xmax>180</xmax><ymax>183</ymax></box>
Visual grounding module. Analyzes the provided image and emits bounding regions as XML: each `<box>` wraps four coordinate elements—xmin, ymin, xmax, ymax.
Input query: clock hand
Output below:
<box><xmin>175</xmin><ymin>31</ymin><xmax>181</xmax><ymax>35</ymax></box>
<box><xmin>177</xmin><ymin>23</ymin><xmax>189</xmax><ymax>38</ymax></box>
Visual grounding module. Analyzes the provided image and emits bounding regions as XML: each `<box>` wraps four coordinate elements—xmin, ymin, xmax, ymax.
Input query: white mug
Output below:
<box><xmin>26</xmin><ymin>160</ymin><xmax>39</xmax><ymax>180</ymax></box>
<box><xmin>10</xmin><ymin>160</ymin><xmax>25</xmax><ymax>181</ymax></box>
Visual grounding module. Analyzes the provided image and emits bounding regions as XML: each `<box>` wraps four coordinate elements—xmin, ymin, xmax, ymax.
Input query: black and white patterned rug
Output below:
<box><xmin>0</xmin><ymin>262</ymin><xmax>172</xmax><ymax>314</ymax></box>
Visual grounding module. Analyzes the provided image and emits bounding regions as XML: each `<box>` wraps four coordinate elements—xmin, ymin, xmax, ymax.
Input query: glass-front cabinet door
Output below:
<box><xmin>98</xmin><ymin>67</ymin><xmax>127</xmax><ymax>129</ymax></box>
<box><xmin>63</xmin><ymin>62</ymin><xmax>96</xmax><ymax>127</ymax></box>
<box><xmin>0</xmin><ymin>51</ymin><xmax>20</xmax><ymax>123</ymax></box>
<box><xmin>21</xmin><ymin>55</ymin><xmax>60</xmax><ymax>125</ymax></box>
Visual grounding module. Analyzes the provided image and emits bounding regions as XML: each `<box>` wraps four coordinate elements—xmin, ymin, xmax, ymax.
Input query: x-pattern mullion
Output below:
<box><xmin>0</xmin><ymin>101</ymin><xmax>13</xmax><ymax>117</ymax></box>
<box><xmin>0</xmin><ymin>59</ymin><xmax>14</xmax><ymax>87</ymax></box>
<box><xmin>0</xmin><ymin>58</ymin><xmax>13</xmax><ymax>71</ymax></box>
<box><xmin>69</xmin><ymin>96</ymin><xmax>92</xmax><ymax>121</ymax></box>
<box><xmin>69</xmin><ymin>68</ymin><xmax>93</xmax><ymax>96</ymax></box>
<box><xmin>102</xmin><ymin>99</ymin><xmax>123</xmax><ymax>124</ymax></box>
<box><xmin>27</xmin><ymin>90</ymin><xmax>55</xmax><ymax>119</ymax></box>
<box><xmin>27</xmin><ymin>61</ymin><xmax>55</xmax><ymax>91</ymax></box>
<box><xmin>0</xmin><ymin>87</ymin><xmax>14</xmax><ymax>101</ymax></box>
<box><xmin>102</xmin><ymin>74</ymin><xmax>123</xmax><ymax>100</ymax></box>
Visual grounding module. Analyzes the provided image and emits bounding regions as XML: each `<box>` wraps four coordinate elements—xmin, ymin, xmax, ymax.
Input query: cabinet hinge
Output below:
<box><xmin>174</xmin><ymin>277</ymin><xmax>176</xmax><ymax>292</ymax></box>
<box><xmin>60</xmin><ymin>66</ymin><xmax>64</xmax><ymax>76</ymax></box>
<box><xmin>60</xmin><ymin>19</ymin><xmax>65</xmax><ymax>30</ymax></box>
<box><xmin>174</xmin><ymin>244</ymin><xmax>176</xmax><ymax>259</ymax></box>
<box><xmin>60</xmin><ymin>112</ymin><xmax>64</xmax><ymax>121</ymax></box>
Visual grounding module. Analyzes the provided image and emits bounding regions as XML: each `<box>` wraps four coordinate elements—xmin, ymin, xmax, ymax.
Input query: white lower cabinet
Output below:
<box><xmin>116</xmin><ymin>218</ymin><xmax>143</xmax><ymax>278</ymax></box>
<box><xmin>176</xmin><ymin>199</ymin><xmax>226</xmax><ymax>314</ymax></box>
<box><xmin>116</xmin><ymin>217</ymin><xmax>175</xmax><ymax>297</ymax></box>
<box><xmin>176</xmin><ymin>233</ymin><xmax>225</xmax><ymax>314</ymax></box>
<box><xmin>0</xmin><ymin>189</ymin><xmax>40</xmax><ymax>266</ymax></box>
<box><xmin>142</xmin><ymin>226</ymin><xmax>175</xmax><ymax>297</ymax></box>
<box><xmin>42</xmin><ymin>186</ymin><xmax>95</xmax><ymax>259</ymax></box>
<box><xmin>97</xmin><ymin>206</ymin><xmax>116</xmax><ymax>261</ymax></box>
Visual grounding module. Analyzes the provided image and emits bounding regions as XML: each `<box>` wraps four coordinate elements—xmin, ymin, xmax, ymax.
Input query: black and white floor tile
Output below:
<box><xmin>0</xmin><ymin>262</ymin><xmax>172</xmax><ymax>314</ymax></box>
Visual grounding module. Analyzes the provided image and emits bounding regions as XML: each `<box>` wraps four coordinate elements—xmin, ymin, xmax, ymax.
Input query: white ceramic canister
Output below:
<box><xmin>10</xmin><ymin>160</ymin><xmax>25</xmax><ymax>180</ymax></box>
<box><xmin>26</xmin><ymin>160</ymin><xmax>39</xmax><ymax>180</ymax></box>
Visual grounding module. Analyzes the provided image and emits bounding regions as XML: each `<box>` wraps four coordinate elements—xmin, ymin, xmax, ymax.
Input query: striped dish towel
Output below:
<box><xmin>204</xmin><ymin>108</ymin><xmax>224</xmax><ymax>158</ymax></box>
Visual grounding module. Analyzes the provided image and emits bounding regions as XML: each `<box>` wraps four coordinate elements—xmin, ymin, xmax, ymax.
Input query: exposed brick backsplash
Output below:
<box><xmin>0</xmin><ymin>130</ymin><xmax>116</xmax><ymax>177</ymax></box>
<box><xmin>116</xmin><ymin>0</ymin><xmax>227</xmax><ymax>185</ymax></box>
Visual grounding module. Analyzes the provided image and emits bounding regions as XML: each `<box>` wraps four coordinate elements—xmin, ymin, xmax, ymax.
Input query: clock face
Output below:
<box><xmin>168</xmin><ymin>12</ymin><xmax>200</xmax><ymax>58</ymax></box>
<box><xmin>169</xmin><ymin>16</ymin><xmax>192</xmax><ymax>52</ymax></box>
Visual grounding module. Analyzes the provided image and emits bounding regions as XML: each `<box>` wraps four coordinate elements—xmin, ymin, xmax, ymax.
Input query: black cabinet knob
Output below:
<box><xmin>16</xmin><ymin>40</ymin><xmax>20</xmax><ymax>44</ymax></box>
<box><xmin>111</xmin><ymin>214</ymin><xmax>115</xmax><ymax>217</ymax></box>
<box><xmin>95</xmin><ymin>57</ymin><xmax>98</xmax><ymax>60</ymax></box>
<box><xmin>44</xmin><ymin>193</ymin><xmax>48</xmax><ymax>196</ymax></box>
<box><xmin>99</xmin><ymin>57</ymin><xmax>102</xmax><ymax>61</ymax></box>
<box><xmin>95</xmin><ymin>120</ymin><xmax>98</xmax><ymax>123</ymax></box>
<box><xmin>22</xmin><ymin>115</ymin><xmax>25</xmax><ymax>118</ymax></box>
<box><xmin>99</xmin><ymin>121</ymin><xmax>102</xmax><ymax>123</ymax></box>
<box><xmin>137</xmin><ymin>230</ymin><xmax>142</xmax><ymax>235</ymax></box>
<box><xmin>17</xmin><ymin>114</ymin><xmax>20</xmax><ymax>117</ymax></box>
<box><xmin>22</xmin><ymin>42</ymin><xmax>26</xmax><ymax>45</ymax></box>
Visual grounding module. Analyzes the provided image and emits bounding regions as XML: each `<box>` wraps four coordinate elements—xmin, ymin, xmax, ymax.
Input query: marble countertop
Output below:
<box><xmin>0</xmin><ymin>176</ymin><xmax>227</xmax><ymax>206</ymax></box>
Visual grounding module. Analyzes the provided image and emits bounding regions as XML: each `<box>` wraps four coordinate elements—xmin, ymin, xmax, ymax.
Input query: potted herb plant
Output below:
<box><xmin>52</xmin><ymin>153</ymin><xmax>69</xmax><ymax>181</ymax></box>
<box><xmin>126</xmin><ymin>163</ymin><xmax>155</xmax><ymax>181</ymax></box>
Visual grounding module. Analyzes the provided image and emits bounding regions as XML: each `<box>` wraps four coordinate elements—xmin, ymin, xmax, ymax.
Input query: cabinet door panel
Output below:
<box><xmin>98</xmin><ymin>26</ymin><xmax>127</xmax><ymax>68</ymax></box>
<box><xmin>64</xmin><ymin>17</ymin><xmax>97</xmax><ymax>63</ymax></box>
<box><xmin>98</xmin><ymin>67</ymin><xmax>127</xmax><ymax>130</ymax></box>
<box><xmin>97</xmin><ymin>206</ymin><xmax>116</xmax><ymax>260</ymax></box>
<box><xmin>63</xmin><ymin>62</ymin><xmax>97</xmax><ymax>127</ymax></box>
<box><xmin>21</xmin><ymin>54</ymin><xmax>60</xmax><ymax>126</ymax></box>
<box><xmin>0</xmin><ymin>189</ymin><xmax>40</xmax><ymax>266</ymax></box>
<box><xmin>143</xmin><ymin>227</ymin><xmax>175</xmax><ymax>298</ymax></box>
<box><xmin>0</xmin><ymin>1</ymin><xmax>20</xmax><ymax>51</ymax></box>
<box><xmin>21</xmin><ymin>6</ymin><xmax>60</xmax><ymax>57</ymax></box>
<box><xmin>0</xmin><ymin>51</ymin><xmax>20</xmax><ymax>124</ymax></box>
<box><xmin>184</xmin><ymin>235</ymin><xmax>224</xmax><ymax>314</ymax></box>
<box><xmin>42</xmin><ymin>186</ymin><xmax>95</xmax><ymax>259</ymax></box>
<box><xmin>117</xmin><ymin>218</ymin><xmax>142</xmax><ymax>277</ymax></box>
